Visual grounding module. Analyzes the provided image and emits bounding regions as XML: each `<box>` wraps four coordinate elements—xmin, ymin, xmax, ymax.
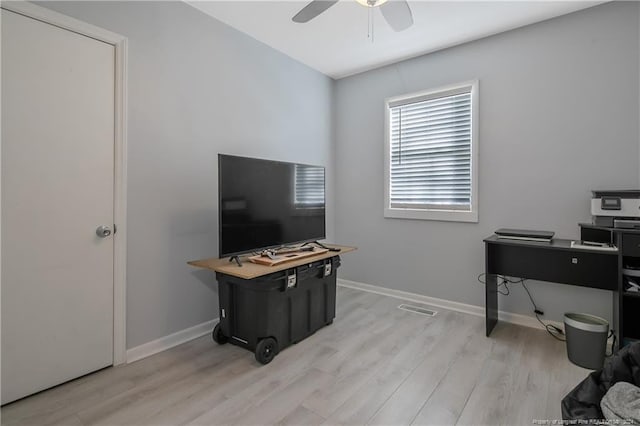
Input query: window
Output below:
<box><xmin>384</xmin><ymin>81</ymin><xmax>478</xmax><ymax>222</ymax></box>
<box><xmin>294</xmin><ymin>164</ymin><xmax>325</xmax><ymax>208</ymax></box>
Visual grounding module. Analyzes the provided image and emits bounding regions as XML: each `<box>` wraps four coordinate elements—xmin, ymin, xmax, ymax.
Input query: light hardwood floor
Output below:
<box><xmin>1</xmin><ymin>286</ymin><xmax>588</xmax><ymax>426</ymax></box>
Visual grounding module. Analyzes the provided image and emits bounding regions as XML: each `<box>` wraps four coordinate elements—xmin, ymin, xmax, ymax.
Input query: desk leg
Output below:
<box><xmin>486</xmin><ymin>273</ymin><xmax>498</xmax><ymax>336</ymax></box>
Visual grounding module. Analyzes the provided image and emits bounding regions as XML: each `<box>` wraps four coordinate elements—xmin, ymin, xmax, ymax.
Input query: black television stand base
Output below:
<box><xmin>302</xmin><ymin>241</ymin><xmax>342</xmax><ymax>252</ymax></box>
<box><xmin>229</xmin><ymin>255</ymin><xmax>243</xmax><ymax>267</ymax></box>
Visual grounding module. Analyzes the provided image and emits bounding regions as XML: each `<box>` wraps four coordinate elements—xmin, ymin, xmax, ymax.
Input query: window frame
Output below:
<box><xmin>384</xmin><ymin>80</ymin><xmax>479</xmax><ymax>223</ymax></box>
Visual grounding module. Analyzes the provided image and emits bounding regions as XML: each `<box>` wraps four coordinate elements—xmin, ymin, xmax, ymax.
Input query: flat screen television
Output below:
<box><xmin>218</xmin><ymin>154</ymin><xmax>326</xmax><ymax>258</ymax></box>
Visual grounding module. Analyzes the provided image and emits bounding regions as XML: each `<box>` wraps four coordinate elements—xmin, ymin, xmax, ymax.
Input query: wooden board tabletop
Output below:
<box><xmin>188</xmin><ymin>245</ymin><xmax>357</xmax><ymax>280</ymax></box>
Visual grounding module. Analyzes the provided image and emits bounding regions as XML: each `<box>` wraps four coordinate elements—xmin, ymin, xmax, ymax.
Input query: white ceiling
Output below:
<box><xmin>187</xmin><ymin>0</ymin><xmax>604</xmax><ymax>79</ymax></box>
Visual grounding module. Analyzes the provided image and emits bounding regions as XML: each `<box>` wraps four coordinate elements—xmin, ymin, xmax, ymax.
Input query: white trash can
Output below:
<box><xmin>564</xmin><ymin>313</ymin><xmax>609</xmax><ymax>370</ymax></box>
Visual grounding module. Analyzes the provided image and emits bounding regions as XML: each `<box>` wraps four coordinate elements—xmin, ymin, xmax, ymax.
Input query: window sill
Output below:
<box><xmin>384</xmin><ymin>207</ymin><xmax>478</xmax><ymax>223</ymax></box>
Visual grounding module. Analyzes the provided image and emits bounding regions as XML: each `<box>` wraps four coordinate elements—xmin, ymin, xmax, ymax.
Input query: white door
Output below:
<box><xmin>1</xmin><ymin>9</ymin><xmax>115</xmax><ymax>404</ymax></box>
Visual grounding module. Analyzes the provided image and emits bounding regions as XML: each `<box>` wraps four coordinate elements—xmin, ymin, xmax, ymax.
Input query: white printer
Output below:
<box><xmin>591</xmin><ymin>190</ymin><xmax>640</xmax><ymax>229</ymax></box>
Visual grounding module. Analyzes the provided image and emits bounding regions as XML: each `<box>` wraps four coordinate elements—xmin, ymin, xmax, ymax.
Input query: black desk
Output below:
<box><xmin>484</xmin><ymin>235</ymin><xmax>619</xmax><ymax>338</ymax></box>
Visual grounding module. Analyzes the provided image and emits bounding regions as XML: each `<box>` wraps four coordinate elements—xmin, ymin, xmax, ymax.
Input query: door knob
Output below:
<box><xmin>96</xmin><ymin>225</ymin><xmax>112</xmax><ymax>238</ymax></box>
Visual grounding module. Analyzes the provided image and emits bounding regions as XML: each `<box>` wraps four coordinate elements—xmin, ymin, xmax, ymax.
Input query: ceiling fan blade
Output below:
<box><xmin>380</xmin><ymin>0</ymin><xmax>414</xmax><ymax>32</ymax></box>
<box><xmin>292</xmin><ymin>0</ymin><xmax>339</xmax><ymax>23</ymax></box>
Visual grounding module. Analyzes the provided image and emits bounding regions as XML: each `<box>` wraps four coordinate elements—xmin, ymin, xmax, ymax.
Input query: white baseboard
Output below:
<box><xmin>337</xmin><ymin>279</ymin><xmax>564</xmax><ymax>332</ymax></box>
<box><xmin>125</xmin><ymin>280</ymin><xmax>564</xmax><ymax>364</ymax></box>
<box><xmin>126</xmin><ymin>318</ymin><xmax>218</xmax><ymax>363</ymax></box>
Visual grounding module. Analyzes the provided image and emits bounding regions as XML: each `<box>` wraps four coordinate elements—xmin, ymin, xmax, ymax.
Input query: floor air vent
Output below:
<box><xmin>398</xmin><ymin>304</ymin><xmax>437</xmax><ymax>317</ymax></box>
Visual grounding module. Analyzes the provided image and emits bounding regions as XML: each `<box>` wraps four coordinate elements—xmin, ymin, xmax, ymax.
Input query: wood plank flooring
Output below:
<box><xmin>1</xmin><ymin>286</ymin><xmax>589</xmax><ymax>426</ymax></box>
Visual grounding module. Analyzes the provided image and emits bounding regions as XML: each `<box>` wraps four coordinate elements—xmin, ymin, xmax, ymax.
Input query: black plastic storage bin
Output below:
<box><xmin>212</xmin><ymin>256</ymin><xmax>340</xmax><ymax>364</ymax></box>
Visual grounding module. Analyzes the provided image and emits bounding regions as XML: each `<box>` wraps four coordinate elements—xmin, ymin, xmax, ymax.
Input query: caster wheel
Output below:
<box><xmin>212</xmin><ymin>324</ymin><xmax>228</xmax><ymax>345</ymax></box>
<box><xmin>255</xmin><ymin>337</ymin><xmax>278</xmax><ymax>365</ymax></box>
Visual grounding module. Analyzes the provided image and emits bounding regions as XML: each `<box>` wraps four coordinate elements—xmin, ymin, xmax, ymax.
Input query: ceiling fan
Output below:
<box><xmin>292</xmin><ymin>0</ymin><xmax>414</xmax><ymax>33</ymax></box>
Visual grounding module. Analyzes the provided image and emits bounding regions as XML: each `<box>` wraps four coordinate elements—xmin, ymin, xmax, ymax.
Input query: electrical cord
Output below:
<box><xmin>477</xmin><ymin>273</ymin><xmax>511</xmax><ymax>295</ymax></box>
<box><xmin>522</xmin><ymin>281</ymin><xmax>619</xmax><ymax>354</ymax></box>
<box><xmin>477</xmin><ymin>273</ymin><xmax>565</xmax><ymax>341</ymax></box>
<box><xmin>520</xmin><ymin>281</ymin><xmax>566</xmax><ymax>341</ymax></box>
<box><xmin>478</xmin><ymin>274</ymin><xmax>619</xmax><ymax>353</ymax></box>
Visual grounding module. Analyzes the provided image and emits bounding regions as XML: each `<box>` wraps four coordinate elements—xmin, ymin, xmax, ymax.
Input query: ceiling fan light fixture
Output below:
<box><xmin>355</xmin><ymin>0</ymin><xmax>389</xmax><ymax>8</ymax></box>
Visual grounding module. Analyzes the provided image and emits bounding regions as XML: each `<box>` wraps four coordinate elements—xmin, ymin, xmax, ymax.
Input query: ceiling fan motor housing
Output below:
<box><xmin>356</xmin><ymin>0</ymin><xmax>389</xmax><ymax>7</ymax></box>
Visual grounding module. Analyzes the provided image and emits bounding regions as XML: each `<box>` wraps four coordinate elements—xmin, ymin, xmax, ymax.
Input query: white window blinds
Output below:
<box><xmin>389</xmin><ymin>88</ymin><xmax>472</xmax><ymax>211</ymax></box>
<box><xmin>294</xmin><ymin>164</ymin><xmax>325</xmax><ymax>207</ymax></box>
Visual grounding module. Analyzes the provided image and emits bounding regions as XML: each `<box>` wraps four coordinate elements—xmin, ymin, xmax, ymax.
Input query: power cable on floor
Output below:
<box><xmin>477</xmin><ymin>273</ymin><xmax>565</xmax><ymax>341</ymax></box>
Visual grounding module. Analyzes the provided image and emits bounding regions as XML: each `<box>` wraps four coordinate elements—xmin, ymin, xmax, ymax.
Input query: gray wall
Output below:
<box><xmin>334</xmin><ymin>2</ymin><xmax>640</xmax><ymax>323</ymax></box>
<box><xmin>34</xmin><ymin>1</ymin><xmax>640</xmax><ymax>346</ymax></box>
<box><xmin>40</xmin><ymin>1</ymin><xmax>335</xmax><ymax>349</ymax></box>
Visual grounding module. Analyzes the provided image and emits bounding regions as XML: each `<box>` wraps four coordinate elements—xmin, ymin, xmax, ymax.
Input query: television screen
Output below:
<box><xmin>218</xmin><ymin>154</ymin><xmax>326</xmax><ymax>257</ymax></box>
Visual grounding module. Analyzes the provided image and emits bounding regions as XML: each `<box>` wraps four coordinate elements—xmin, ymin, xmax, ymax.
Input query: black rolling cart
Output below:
<box><xmin>188</xmin><ymin>245</ymin><xmax>356</xmax><ymax>364</ymax></box>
